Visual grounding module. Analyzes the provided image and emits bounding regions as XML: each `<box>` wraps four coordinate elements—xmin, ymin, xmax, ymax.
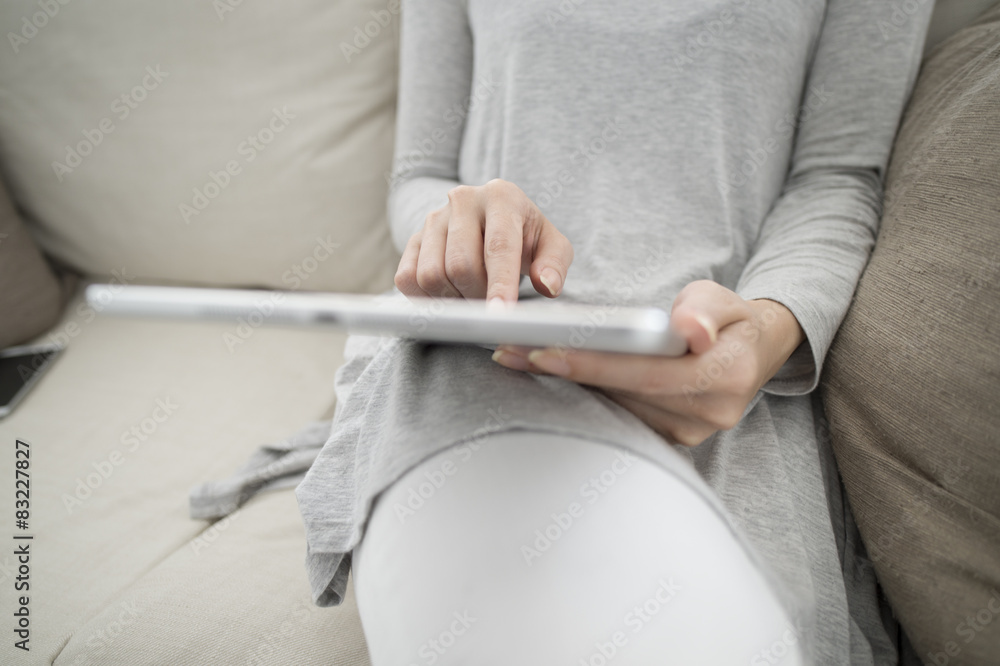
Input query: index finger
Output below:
<box><xmin>482</xmin><ymin>207</ymin><xmax>525</xmax><ymax>305</ymax></box>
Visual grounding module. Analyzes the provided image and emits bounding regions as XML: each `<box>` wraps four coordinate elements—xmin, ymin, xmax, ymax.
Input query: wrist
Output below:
<box><xmin>747</xmin><ymin>299</ymin><xmax>805</xmax><ymax>381</ymax></box>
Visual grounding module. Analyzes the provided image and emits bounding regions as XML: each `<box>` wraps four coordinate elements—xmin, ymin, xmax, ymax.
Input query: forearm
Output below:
<box><xmin>389</xmin><ymin>0</ymin><xmax>473</xmax><ymax>251</ymax></box>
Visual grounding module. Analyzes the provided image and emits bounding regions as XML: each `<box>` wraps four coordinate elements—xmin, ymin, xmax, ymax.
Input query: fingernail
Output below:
<box><xmin>539</xmin><ymin>268</ymin><xmax>562</xmax><ymax>297</ymax></box>
<box><xmin>694</xmin><ymin>314</ymin><xmax>717</xmax><ymax>345</ymax></box>
<box><xmin>492</xmin><ymin>349</ymin><xmax>530</xmax><ymax>371</ymax></box>
<box><xmin>488</xmin><ymin>297</ymin><xmax>506</xmax><ymax>311</ymax></box>
<box><xmin>528</xmin><ymin>350</ymin><xmax>571</xmax><ymax>376</ymax></box>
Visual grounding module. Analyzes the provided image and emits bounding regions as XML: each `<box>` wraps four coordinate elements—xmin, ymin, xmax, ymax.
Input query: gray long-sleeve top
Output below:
<box><xmin>293</xmin><ymin>2</ymin><xmax>933</xmax><ymax>663</ymax></box>
<box><xmin>388</xmin><ymin>0</ymin><xmax>930</xmax><ymax>395</ymax></box>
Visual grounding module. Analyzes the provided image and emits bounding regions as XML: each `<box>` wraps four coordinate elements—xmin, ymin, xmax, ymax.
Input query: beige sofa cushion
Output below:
<box><xmin>0</xmin><ymin>0</ymin><xmax>398</xmax><ymax>294</ymax></box>
<box><xmin>822</xmin><ymin>5</ymin><xmax>1000</xmax><ymax>663</ymax></box>
<box><xmin>0</xmin><ymin>285</ymin><xmax>365</xmax><ymax>664</ymax></box>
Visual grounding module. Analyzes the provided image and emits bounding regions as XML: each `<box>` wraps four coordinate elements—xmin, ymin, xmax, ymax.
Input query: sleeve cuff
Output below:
<box><xmin>738</xmin><ymin>286</ymin><xmax>829</xmax><ymax>397</ymax></box>
<box><xmin>388</xmin><ymin>176</ymin><xmax>457</xmax><ymax>253</ymax></box>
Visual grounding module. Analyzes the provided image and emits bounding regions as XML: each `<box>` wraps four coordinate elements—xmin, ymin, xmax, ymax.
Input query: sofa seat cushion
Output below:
<box><xmin>822</xmin><ymin>5</ymin><xmax>1000</xmax><ymax>662</ymax></box>
<box><xmin>0</xmin><ymin>284</ymin><xmax>366</xmax><ymax>664</ymax></box>
<box><xmin>55</xmin><ymin>490</ymin><xmax>369</xmax><ymax>666</ymax></box>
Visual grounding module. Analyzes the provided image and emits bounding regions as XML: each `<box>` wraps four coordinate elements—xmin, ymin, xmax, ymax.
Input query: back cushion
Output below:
<box><xmin>0</xmin><ymin>0</ymin><xmax>400</xmax><ymax>293</ymax></box>
<box><xmin>822</xmin><ymin>5</ymin><xmax>1000</xmax><ymax>662</ymax></box>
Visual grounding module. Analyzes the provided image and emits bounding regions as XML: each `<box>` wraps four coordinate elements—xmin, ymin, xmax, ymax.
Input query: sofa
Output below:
<box><xmin>0</xmin><ymin>1</ymin><xmax>995</xmax><ymax>664</ymax></box>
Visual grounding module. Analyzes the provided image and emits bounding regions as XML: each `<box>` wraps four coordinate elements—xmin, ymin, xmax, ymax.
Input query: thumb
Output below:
<box><xmin>670</xmin><ymin>281</ymin><xmax>750</xmax><ymax>355</ymax></box>
<box><xmin>526</xmin><ymin>218</ymin><xmax>574</xmax><ymax>298</ymax></box>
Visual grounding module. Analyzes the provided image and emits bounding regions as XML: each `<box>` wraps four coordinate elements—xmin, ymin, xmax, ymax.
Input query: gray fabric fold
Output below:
<box><xmin>188</xmin><ymin>420</ymin><xmax>331</xmax><ymax>520</ymax></box>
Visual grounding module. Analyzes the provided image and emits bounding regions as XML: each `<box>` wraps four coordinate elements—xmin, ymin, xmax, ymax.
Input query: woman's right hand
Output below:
<box><xmin>394</xmin><ymin>179</ymin><xmax>574</xmax><ymax>304</ymax></box>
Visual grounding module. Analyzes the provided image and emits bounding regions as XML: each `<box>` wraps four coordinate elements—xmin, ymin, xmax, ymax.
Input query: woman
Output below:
<box><xmin>295</xmin><ymin>1</ymin><xmax>933</xmax><ymax>663</ymax></box>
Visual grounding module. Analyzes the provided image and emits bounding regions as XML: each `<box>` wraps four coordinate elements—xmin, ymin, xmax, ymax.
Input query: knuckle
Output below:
<box><xmin>444</xmin><ymin>252</ymin><xmax>480</xmax><ymax>287</ymax></box>
<box><xmin>484</xmin><ymin>178</ymin><xmax>511</xmax><ymax>195</ymax></box>
<box><xmin>424</xmin><ymin>208</ymin><xmax>448</xmax><ymax>229</ymax></box>
<box><xmin>485</xmin><ymin>233</ymin><xmax>514</xmax><ymax>257</ymax></box>
<box><xmin>394</xmin><ymin>268</ymin><xmax>419</xmax><ymax>294</ymax></box>
<box><xmin>485</xmin><ymin>179</ymin><xmax>527</xmax><ymax>205</ymax></box>
<box><xmin>415</xmin><ymin>265</ymin><xmax>447</xmax><ymax>293</ymax></box>
<box><xmin>446</xmin><ymin>185</ymin><xmax>475</xmax><ymax>205</ymax></box>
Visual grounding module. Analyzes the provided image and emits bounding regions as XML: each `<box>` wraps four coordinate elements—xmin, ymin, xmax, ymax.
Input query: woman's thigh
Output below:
<box><xmin>354</xmin><ymin>431</ymin><xmax>803</xmax><ymax>666</ymax></box>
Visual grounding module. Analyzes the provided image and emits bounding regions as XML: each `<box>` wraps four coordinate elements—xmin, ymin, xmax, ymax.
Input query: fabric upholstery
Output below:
<box><xmin>822</xmin><ymin>6</ymin><xmax>1000</xmax><ymax>664</ymax></box>
<box><xmin>0</xmin><ymin>286</ymin><xmax>361</xmax><ymax>664</ymax></box>
<box><xmin>0</xmin><ymin>0</ymin><xmax>399</xmax><ymax>294</ymax></box>
<box><xmin>56</xmin><ymin>491</ymin><xmax>369</xmax><ymax>666</ymax></box>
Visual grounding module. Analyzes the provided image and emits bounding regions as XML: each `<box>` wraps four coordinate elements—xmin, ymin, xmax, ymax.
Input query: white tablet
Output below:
<box><xmin>84</xmin><ymin>284</ymin><xmax>688</xmax><ymax>356</ymax></box>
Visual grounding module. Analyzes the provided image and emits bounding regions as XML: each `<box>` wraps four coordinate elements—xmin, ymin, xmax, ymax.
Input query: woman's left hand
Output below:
<box><xmin>491</xmin><ymin>280</ymin><xmax>806</xmax><ymax>446</ymax></box>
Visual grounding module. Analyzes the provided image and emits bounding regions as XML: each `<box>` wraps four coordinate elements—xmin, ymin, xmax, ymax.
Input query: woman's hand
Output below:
<box><xmin>491</xmin><ymin>280</ymin><xmax>806</xmax><ymax>446</ymax></box>
<box><xmin>395</xmin><ymin>179</ymin><xmax>574</xmax><ymax>304</ymax></box>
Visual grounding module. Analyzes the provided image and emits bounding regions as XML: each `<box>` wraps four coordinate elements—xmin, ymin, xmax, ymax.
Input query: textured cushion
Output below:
<box><xmin>0</xmin><ymin>0</ymin><xmax>398</xmax><ymax>293</ymax></box>
<box><xmin>0</xmin><ymin>284</ymin><xmax>364</xmax><ymax>664</ymax></box>
<box><xmin>0</xmin><ymin>176</ymin><xmax>63</xmax><ymax>348</ymax></box>
<box><xmin>822</xmin><ymin>6</ymin><xmax>1000</xmax><ymax>664</ymax></box>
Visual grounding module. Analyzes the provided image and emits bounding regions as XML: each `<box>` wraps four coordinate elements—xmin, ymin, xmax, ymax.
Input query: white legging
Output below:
<box><xmin>354</xmin><ymin>431</ymin><xmax>805</xmax><ymax>666</ymax></box>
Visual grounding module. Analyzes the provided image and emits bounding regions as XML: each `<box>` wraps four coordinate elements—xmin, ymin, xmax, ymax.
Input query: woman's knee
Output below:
<box><xmin>354</xmin><ymin>431</ymin><xmax>802</xmax><ymax>666</ymax></box>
